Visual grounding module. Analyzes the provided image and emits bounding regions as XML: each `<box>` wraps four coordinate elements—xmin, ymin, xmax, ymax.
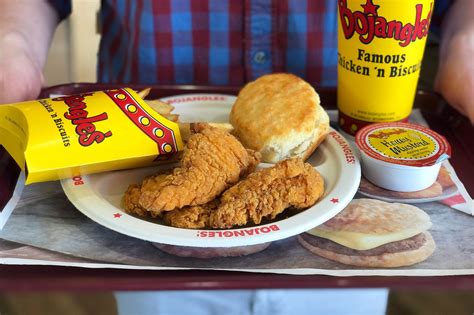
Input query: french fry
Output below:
<box><xmin>137</xmin><ymin>89</ymin><xmax>234</xmax><ymax>142</ymax></box>
<box><xmin>163</xmin><ymin>114</ymin><xmax>180</xmax><ymax>122</ymax></box>
<box><xmin>145</xmin><ymin>99</ymin><xmax>175</xmax><ymax>115</ymax></box>
<box><xmin>137</xmin><ymin>88</ymin><xmax>151</xmax><ymax>99</ymax></box>
<box><xmin>208</xmin><ymin>122</ymin><xmax>234</xmax><ymax>133</ymax></box>
<box><xmin>141</xmin><ymin>95</ymin><xmax>179</xmax><ymax>122</ymax></box>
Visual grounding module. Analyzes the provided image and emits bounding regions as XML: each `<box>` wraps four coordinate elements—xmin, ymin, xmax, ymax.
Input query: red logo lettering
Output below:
<box><xmin>196</xmin><ymin>225</ymin><xmax>281</xmax><ymax>238</ymax></box>
<box><xmin>368</xmin><ymin>128</ymin><xmax>406</xmax><ymax>139</ymax></box>
<box><xmin>339</xmin><ymin>0</ymin><xmax>432</xmax><ymax>47</ymax></box>
<box><xmin>330</xmin><ymin>131</ymin><xmax>356</xmax><ymax>164</ymax></box>
<box><xmin>72</xmin><ymin>176</ymin><xmax>84</xmax><ymax>185</ymax></box>
<box><xmin>53</xmin><ymin>93</ymin><xmax>112</xmax><ymax>146</ymax></box>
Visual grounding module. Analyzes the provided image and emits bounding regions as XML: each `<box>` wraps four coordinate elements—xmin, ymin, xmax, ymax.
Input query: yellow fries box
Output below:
<box><xmin>0</xmin><ymin>88</ymin><xmax>183</xmax><ymax>228</ymax></box>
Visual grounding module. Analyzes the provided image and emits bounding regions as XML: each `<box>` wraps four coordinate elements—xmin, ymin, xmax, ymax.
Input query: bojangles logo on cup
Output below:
<box><xmin>339</xmin><ymin>0</ymin><xmax>433</xmax><ymax>47</ymax></box>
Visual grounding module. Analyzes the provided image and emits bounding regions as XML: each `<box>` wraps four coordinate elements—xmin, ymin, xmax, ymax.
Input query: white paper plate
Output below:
<box><xmin>61</xmin><ymin>94</ymin><xmax>361</xmax><ymax>247</ymax></box>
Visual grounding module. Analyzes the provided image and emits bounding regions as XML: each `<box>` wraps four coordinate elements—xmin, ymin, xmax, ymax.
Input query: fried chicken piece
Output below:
<box><xmin>209</xmin><ymin>158</ymin><xmax>324</xmax><ymax>229</ymax></box>
<box><xmin>123</xmin><ymin>184</ymin><xmax>145</xmax><ymax>216</ymax></box>
<box><xmin>123</xmin><ymin>174</ymin><xmax>169</xmax><ymax>218</ymax></box>
<box><xmin>162</xmin><ymin>200</ymin><xmax>219</xmax><ymax>229</ymax></box>
<box><xmin>138</xmin><ymin>123</ymin><xmax>260</xmax><ymax>215</ymax></box>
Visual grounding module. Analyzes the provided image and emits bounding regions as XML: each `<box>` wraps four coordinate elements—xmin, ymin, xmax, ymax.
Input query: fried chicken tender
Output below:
<box><xmin>164</xmin><ymin>159</ymin><xmax>324</xmax><ymax>229</ymax></box>
<box><xmin>209</xmin><ymin>158</ymin><xmax>324</xmax><ymax>229</ymax></box>
<box><xmin>162</xmin><ymin>200</ymin><xmax>219</xmax><ymax>229</ymax></box>
<box><xmin>123</xmin><ymin>174</ymin><xmax>169</xmax><ymax>218</ymax></box>
<box><xmin>137</xmin><ymin>123</ymin><xmax>260</xmax><ymax>215</ymax></box>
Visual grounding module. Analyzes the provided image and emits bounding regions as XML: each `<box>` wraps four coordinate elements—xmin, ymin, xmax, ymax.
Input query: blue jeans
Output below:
<box><xmin>115</xmin><ymin>288</ymin><xmax>389</xmax><ymax>315</ymax></box>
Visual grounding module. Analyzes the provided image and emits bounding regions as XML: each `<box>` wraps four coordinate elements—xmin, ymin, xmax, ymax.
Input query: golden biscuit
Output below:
<box><xmin>230</xmin><ymin>73</ymin><xmax>329</xmax><ymax>163</ymax></box>
<box><xmin>317</xmin><ymin>199</ymin><xmax>431</xmax><ymax>235</ymax></box>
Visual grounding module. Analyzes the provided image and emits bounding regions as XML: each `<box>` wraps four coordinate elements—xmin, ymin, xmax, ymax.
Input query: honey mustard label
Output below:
<box><xmin>337</xmin><ymin>0</ymin><xmax>434</xmax><ymax>135</ymax></box>
<box><xmin>0</xmin><ymin>88</ymin><xmax>183</xmax><ymax>184</ymax></box>
<box><xmin>356</xmin><ymin>122</ymin><xmax>451</xmax><ymax>167</ymax></box>
<box><xmin>367</xmin><ymin>128</ymin><xmax>437</xmax><ymax>160</ymax></box>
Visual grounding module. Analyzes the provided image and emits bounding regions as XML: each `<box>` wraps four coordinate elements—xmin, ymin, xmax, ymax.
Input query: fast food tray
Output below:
<box><xmin>0</xmin><ymin>84</ymin><xmax>473</xmax><ymax>291</ymax></box>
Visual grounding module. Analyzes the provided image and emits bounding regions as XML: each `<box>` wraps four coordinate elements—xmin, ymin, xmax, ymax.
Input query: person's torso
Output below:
<box><xmin>98</xmin><ymin>0</ymin><xmax>338</xmax><ymax>86</ymax></box>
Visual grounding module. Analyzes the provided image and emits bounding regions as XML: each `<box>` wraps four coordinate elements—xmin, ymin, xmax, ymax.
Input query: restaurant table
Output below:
<box><xmin>0</xmin><ymin>84</ymin><xmax>473</xmax><ymax>291</ymax></box>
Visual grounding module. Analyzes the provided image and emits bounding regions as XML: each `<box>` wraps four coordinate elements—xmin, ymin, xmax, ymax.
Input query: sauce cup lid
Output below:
<box><xmin>355</xmin><ymin>122</ymin><xmax>451</xmax><ymax>167</ymax></box>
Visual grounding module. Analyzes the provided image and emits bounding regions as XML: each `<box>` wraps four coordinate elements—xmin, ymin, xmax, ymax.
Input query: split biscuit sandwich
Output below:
<box><xmin>230</xmin><ymin>73</ymin><xmax>330</xmax><ymax>163</ymax></box>
<box><xmin>298</xmin><ymin>198</ymin><xmax>436</xmax><ymax>267</ymax></box>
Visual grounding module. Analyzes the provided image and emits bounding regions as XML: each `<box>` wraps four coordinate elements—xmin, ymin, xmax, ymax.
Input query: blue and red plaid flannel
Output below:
<box><xmin>49</xmin><ymin>0</ymin><xmax>450</xmax><ymax>87</ymax></box>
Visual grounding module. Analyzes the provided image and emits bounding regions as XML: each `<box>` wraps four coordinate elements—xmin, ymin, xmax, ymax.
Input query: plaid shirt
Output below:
<box><xmin>50</xmin><ymin>0</ymin><xmax>450</xmax><ymax>87</ymax></box>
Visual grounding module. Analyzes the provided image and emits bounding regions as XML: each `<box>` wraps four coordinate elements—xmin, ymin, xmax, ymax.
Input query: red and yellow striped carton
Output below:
<box><xmin>0</xmin><ymin>88</ymin><xmax>183</xmax><ymax>185</ymax></box>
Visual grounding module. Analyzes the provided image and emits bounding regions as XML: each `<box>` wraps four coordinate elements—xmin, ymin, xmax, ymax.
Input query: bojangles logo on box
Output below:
<box><xmin>339</xmin><ymin>0</ymin><xmax>433</xmax><ymax>47</ymax></box>
<box><xmin>53</xmin><ymin>93</ymin><xmax>113</xmax><ymax>147</ymax></box>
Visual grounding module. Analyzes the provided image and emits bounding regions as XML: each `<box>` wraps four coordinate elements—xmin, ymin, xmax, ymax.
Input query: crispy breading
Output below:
<box><xmin>123</xmin><ymin>184</ymin><xmax>144</xmax><ymax>215</ymax></box>
<box><xmin>123</xmin><ymin>174</ymin><xmax>169</xmax><ymax>218</ymax></box>
<box><xmin>209</xmin><ymin>158</ymin><xmax>324</xmax><ymax>229</ymax></box>
<box><xmin>137</xmin><ymin>123</ymin><xmax>260</xmax><ymax>215</ymax></box>
<box><xmin>162</xmin><ymin>200</ymin><xmax>219</xmax><ymax>229</ymax></box>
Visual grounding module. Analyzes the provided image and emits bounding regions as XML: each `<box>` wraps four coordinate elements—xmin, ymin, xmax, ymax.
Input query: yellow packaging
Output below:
<box><xmin>337</xmin><ymin>0</ymin><xmax>434</xmax><ymax>135</ymax></box>
<box><xmin>0</xmin><ymin>88</ymin><xmax>183</xmax><ymax>184</ymax></box>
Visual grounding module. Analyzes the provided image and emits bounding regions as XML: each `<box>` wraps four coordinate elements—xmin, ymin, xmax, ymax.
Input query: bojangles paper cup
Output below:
<box><xmin>337</xmin><ymin>0</ymin><xmax>434</xmax><ymax>136</ymax></box>
<box><xmin>0</xmin><ymin>88</ymin><xmax>183</xmax><ymax>228</ymax></box>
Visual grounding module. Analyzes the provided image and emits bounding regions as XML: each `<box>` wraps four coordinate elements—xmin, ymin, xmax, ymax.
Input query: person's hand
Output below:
<box><xmin>0</xmin><ymin>33</ymin><xmax>44</xmax><ymax>104</ymax></box>
<box><xmin>435</xmin><ymin>32</ymin><xmax>474</xmax><ymax>124</ymax></box>
<box><xmin>434</xmin><ymin>0</ymin><xmax>474</xmax><ymax>125</ymax></box>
